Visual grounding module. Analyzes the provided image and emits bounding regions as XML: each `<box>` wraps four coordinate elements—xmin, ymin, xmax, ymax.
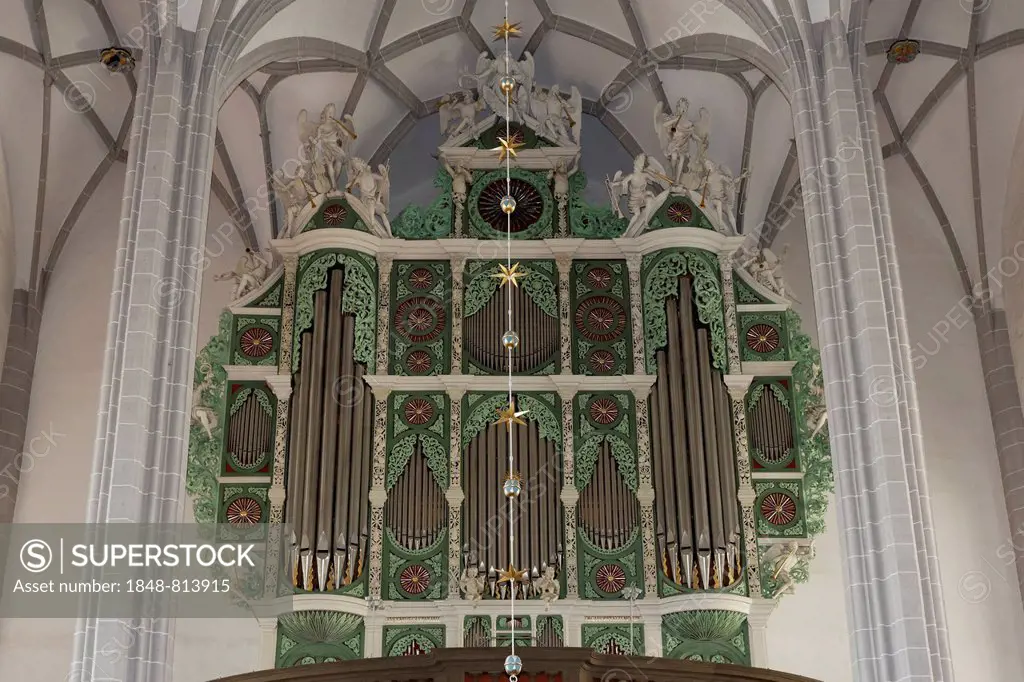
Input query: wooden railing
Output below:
<box><xmin>210</xmin><ymin>648</ymin><xmax>822</xmax><ymax>682</ymax></box>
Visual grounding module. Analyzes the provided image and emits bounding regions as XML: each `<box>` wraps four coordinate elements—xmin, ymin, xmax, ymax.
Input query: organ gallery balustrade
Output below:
<box><xmin>209</xmin><ymin>648</ymin><xmax>822</xmax><ymax>682</ymax></box>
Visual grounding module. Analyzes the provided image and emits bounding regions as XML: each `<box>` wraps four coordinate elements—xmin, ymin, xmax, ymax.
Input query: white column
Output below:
<box><xmin>746</xmin><ymin>598</ymin><xmax>776</xmax><ymax>669</ymax></box>
<box><xmin>257</xmin><ymin>618</ymin><xmax>278</xmax><ymax>671</ymax></box>
<box><xmin>71</xmin><ymin>29</ymin><xmax>220</xmax><ymax>682</ymax></box>
<box><xmin>791</xmin><ymin>18</ymin><xmax>953</xmax><ymax>681</ymax></box>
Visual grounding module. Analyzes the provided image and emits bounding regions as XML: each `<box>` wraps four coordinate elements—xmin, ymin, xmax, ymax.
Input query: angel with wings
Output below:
<box><xmin>692</xmin><ymin>107</ymin><xmax>712</xmax><ymax>168</ymax></box>
<box><xmin>272</xmin><ymin>167</ymin><xmax>315</xmax><ymax>236</ymax></box>
<box><xmin>439</xmin><ymin>90</ymin><xmax>484</xmax><ymax>141</ymax></box>
<box><xmin>702</xmin><ymin>158</ymin><xmax>749</xmax><ymax>233</ymax></box>
<box><xmin>606</xmin><ymin>153</ymin><xmax>673</xmax><ymax>236</ymax></box>
<box><xmin>532</xmin><ymin>84</ymin><xmax>582</xmax><ymax>146</ymax></box>
<box><xmin>655</xmin><ymin>98</ymin><xmax>695</xmax><ymax>184</ymax></box>
<box><xmin>345</xmin><ymin>157</ymin><xmax>392</xmax><ymax>238</ymax></box>
<box><xmin>298</xmin><ymin>103</ymin><xmax>357</xmax><ymax>192</ymax></box>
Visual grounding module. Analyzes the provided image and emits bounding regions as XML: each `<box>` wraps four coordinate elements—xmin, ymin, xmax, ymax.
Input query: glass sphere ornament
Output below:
<box><xmin>501</xmin><ymin>195</ymin><xmax>517</xmax><ymax>214</ymax></box>
<box><xmin>503</xmin><ymin>476</ymin><xmax>522</xmax><ymax>499</ymax></box>
<box><xmin>504</xmin><ymin>654</ymin><xmax>523</xmax><ymax>675</ymax></box>
<box><xmin>500</xmin><ymin>76</ymin><xmax>516</xmax><ymax>96</ymax></box>
<box><xmin>502</xmin><ymin>330</ymin><xmax>520</xmax><ymax>350</ymax></box>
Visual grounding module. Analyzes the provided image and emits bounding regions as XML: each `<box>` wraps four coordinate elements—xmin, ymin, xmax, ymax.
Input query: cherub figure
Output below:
<box><xmin>534</xmin><ymin>565</ymin><xmax>559</xmax><ymax>608</ymax></box>
<box><xmin>459</xmin><ymin>565</ymin><xmax>486</xmax><ymax>602</ymax></box>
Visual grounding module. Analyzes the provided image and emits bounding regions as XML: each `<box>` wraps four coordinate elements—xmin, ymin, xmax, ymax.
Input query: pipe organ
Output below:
<box><xmin>188</xmin><ymin>111</ymin><xmax>830</xmax><ymax>669</ymax></box>
<box><xmin>650</xmin><ymin>275</ymin><xmax>741</xmax><ymax>591</ymax></box>
<box><xmin>462</xmin><ymin>419</ymin><xmax>563</xmax><ymax>598</ymax></box>
<box><xmin>285</xmin><ymin>267</ymin><xmax>373</xmax><ymax>592</ymax></box>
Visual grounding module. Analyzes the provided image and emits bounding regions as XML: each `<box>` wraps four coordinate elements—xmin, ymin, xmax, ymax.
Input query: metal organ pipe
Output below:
<box><xmin>649</xmin><ymin>275</ymin><xmax>743</xmax><ymax>591</ymax></box>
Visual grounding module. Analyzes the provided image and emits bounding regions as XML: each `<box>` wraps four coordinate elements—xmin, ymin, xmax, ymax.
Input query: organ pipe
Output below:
<box><xmin>577</xmin><ymin>441</ymin><xmax>638</xmax><ymax>551</ymax></box>
<box><xmin>463</xmin><ymin>419</ymin><xmax>561</xmax><ymax>598</ymax></box>
<box><xmin>283</xmin><ymin>265</ymin><xmax>373</xmax><ymax>592</ymax></box>
<box><xmin>650</xmin><ymin>275</ymin><xmax>742</xmax><ymax>590</ymax></box>
<box><xmin>385</xmin><ymin>442</ymin><xmax>446</xmax><ymax>551</ymax></box>
<box><xmin>465</xmin><ymin>286</ymin><xmax>559</xmax><ymax>374</ymax></box>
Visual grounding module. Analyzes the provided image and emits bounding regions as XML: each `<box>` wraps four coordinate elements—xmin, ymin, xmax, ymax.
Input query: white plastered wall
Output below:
<box><xmin>0</xmin><ymin>169</ymin><xmax>262</xmax><ymax>682</ymax></box>
<box><xmin>0</xmin><ymin>133</ymin><xmax>14</xmax><ymax>369</ymax></box>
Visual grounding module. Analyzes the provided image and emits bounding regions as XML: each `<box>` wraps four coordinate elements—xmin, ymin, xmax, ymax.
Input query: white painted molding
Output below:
<box><xmin>736</xmin><ymin>303</ymin><xmax>789</xmax><ymax>313</ymax></box>
<box><xmin>224</xmin><ymin>365</ymin><xmax>278</xmax><ymax>381</ymax></box>
<box><xmin>217</xmin><ymin>475</ymin><xmax>270</xmax><ymax>484</ymax></box>
<box><xmin>362</xmin><ymin>373</ymin><xmax>655</xmax><ymax>395</ymax></box>
<box><xmin>271</xmin><ymin>229</ymin><xmax>746</xmax><ymax>263</ymax></box>
<box><xmin>229</xmin><ymin>306</ymin><xmax>282</xmax><ymax>316</ymax></box>
<box><xmin>741</xmin><ymin>361</ymin><xmax>797</xmax><ymax>376</ymax></box>
<box><xmin>247</xmin><ymin>593</ymin><xmax>756</xmax><ymax>621</ymax></box>
<box><xmin>751</xmin><ymin>471</ymin><xmax>804</xmax><ymax>481</ymax></box>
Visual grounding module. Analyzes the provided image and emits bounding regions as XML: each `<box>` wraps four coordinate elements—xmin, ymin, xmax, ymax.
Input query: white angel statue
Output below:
<box><xmin>531</xmin><ymin>84</ymin><xmax>582</xmax><ymax>146</ymax></box>
<box><xmin>606</xmin><ymin>153</ymin><xmax>672</xmax><ymax>237</ymax></box>
<box><xmin>702</xmin><ymin>159</ymin><xmax>749</xmax><ymax>232</ymax></box>
<box><xmin>439</xmin><ymin>90</ymin><xmax>485</xmax><ymax>141</ymax></box>
<box><xmin>272</xmin><ymin>167</ymin><xmax>315</xmax><ymax>236</ymax></box>
<box><xmin>345</xmin><ymin>157</ymin><xmax>392</xmax><ymax>238</ymax></box>
<box><xmin>692</xmin><ymin>107</ymin><xmax>712</xmax><ymax>168</ymax></box>
<box><xmin>763</xmin><ymin>541</ymin><xmax>814</xmax><ymax>599</ymax></box>
<box><xmin>298</xmin><ymin>103</ymin><xmax>357</xmax><ymax>192</ymax></box>
<box><xmin>214</xmin><ymin>248</ymin><xmax>270</xmax><ymax>301</ymax></box>
<box><xmin>444</xmin><ymin>159</ymin><xmax>474</xmax><ymax>235</ymax></box>
<box><xmin>654</xmin><ymin>98</ymin><xmax>694</xmax><ymax>183</ymax></box>
<box><xmin>459</xmin><ymin>565</ymin><xmax>486</xmax><ymax>602</ymax></box>
<box><xmin>535</xmin><ymin>565</ymin><xmax>559</xmax><ymax>608</ymax></box>
<box><xmin>191</xmin><ymin>360</ymin><xmax>218</xmax><ymax>440</ymax></box>
<box><xmin>463</xmin><ymin>50</ymin><xmax>535</xmax><ymax>121</ymax></box>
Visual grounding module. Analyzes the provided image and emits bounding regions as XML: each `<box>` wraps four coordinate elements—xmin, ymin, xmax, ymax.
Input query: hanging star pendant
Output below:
<box><xmin>498</xmin><ymin>564</ymin><xmax>529</xmax><ymax>584</ymax></box>
<box><xmin>495</xmin><ymin>401</ymin><xmax>529</xmax><ymax>431</ymax></box>
<box><xmin>492</xmin><ymin>135</ymin><xmax>524</xmax><ymax>162</ymax></box>
<box><xmin>492</xmin><ymin>19</ymin><xmax>522</xmax><ymax>41</ymax></box>
<box><xmin>492</xmin><ymin>262</ymin><xmax>527</xmax><ymax>288</ymax></box>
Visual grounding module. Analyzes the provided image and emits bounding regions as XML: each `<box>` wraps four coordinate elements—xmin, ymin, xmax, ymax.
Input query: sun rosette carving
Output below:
<box><xmin>467</xmin><ymin>168</ymin><xmax>554</xmax><ymax>240</ymax></box>
<box><xmin>571</xmin><ymin>261</ymin><xmax>633</xmax><ymax>375</ymax></box>
<box><xmin>390</xmin><ymin>262</ymin><xmax>451</xmax><ymax>376</ymax></box>
<box><xmin>387</xmin><ymin>392</ymin><xmax>449</xmax><ymax>490</ymax></box>
<box><xmin>232</xmin><ymin>316</ymin><xmax>280</xmax><ymax>366</ymax></box>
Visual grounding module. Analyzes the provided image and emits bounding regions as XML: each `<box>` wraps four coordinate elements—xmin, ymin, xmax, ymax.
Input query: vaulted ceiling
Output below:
<box><xmin>1</xmin><ymin>0</ymin><xmax>1022</xmax><ymax>309</ymax></box>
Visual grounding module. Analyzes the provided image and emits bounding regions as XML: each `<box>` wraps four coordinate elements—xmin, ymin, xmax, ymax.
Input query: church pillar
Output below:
<box><xmin>789</xmin><ymin>18</ymin><xmax>953</xmax><ymax>681</ymax></box>
<box><xmin>69</xmin><ymin>32</ymin><xmax>220</xmax><ymax>682</ymax></box>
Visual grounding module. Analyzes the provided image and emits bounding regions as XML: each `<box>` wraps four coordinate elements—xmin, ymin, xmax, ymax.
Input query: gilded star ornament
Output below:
<box><xmin>492</xmin><ymin>262</ymin><xmax>527</xmax><ymax>288</ymax></box>
<box><xmin>498</xmin><ymin>564</ymin><xmax>529</xmax><ymax>584</ymax></box>
<box><xmin>492</xmin><ymin>135</ymin><xmax>524</xmax><ymax>162</ymax></box>
<box><xmin>492</xmin><ymin>19</ymin><xmax>522</xmax><ymax>41</ymax></box>
<box><xmin>495</xmin><ymin>401</ymin><xmax>529</xmax><ymax>431</ymax></box>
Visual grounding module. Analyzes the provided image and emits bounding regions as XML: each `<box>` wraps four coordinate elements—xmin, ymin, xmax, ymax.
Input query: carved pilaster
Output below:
<box><xmin>277</xmin><ymin>255</ymin><xmax>299</xmax><ymax>374</ymax></box>
<box><xmin>560</xmin><ymin>484</ymin><xmax>579</xmax><ymax>598</ymax></box>
<box><xmin>556</xmin><ymin>254</ymin><xmax>572</xmax><ymax>374</ymax></box>
<box><xmin>375</xmin><ymin>255</ymin><xmax>394</xmax><ymax>375</ymax></box>
<box><xmin>726</xmin><ymin>381</ymin><xmax>760</xmax><ymax>593</ymax></box>
<box><xmin>451</xmin><ymin>258</ymin><xmax>465</xmax><ymax>375</ymax></box>
<box><xmin>447</xmin><ymin>386</ymin><xmax>465</xmax><ymax>597</ymax></box>
<box><xmin>368</xmin><ymin>388</ymin><xmax>390</xmax><ymax>600</ymax></box>
<box><xmin>718</xmin><ymin>252</ymin><xmax>742</xmax><ymax>373</ymax></box>
<box><xmin>631</xmin><ymin>384</ymin><xmax>658</xmax><ymax>596</ymax></box>
<box><xmin>558</xmin><ymin>387</ymin><xmax>578</xmax><ymax>596</ymax></box>
<box><xmin>626</xmin><ymin>255</ymin><xmax>645</xmax><ymax>374</ymax></box>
